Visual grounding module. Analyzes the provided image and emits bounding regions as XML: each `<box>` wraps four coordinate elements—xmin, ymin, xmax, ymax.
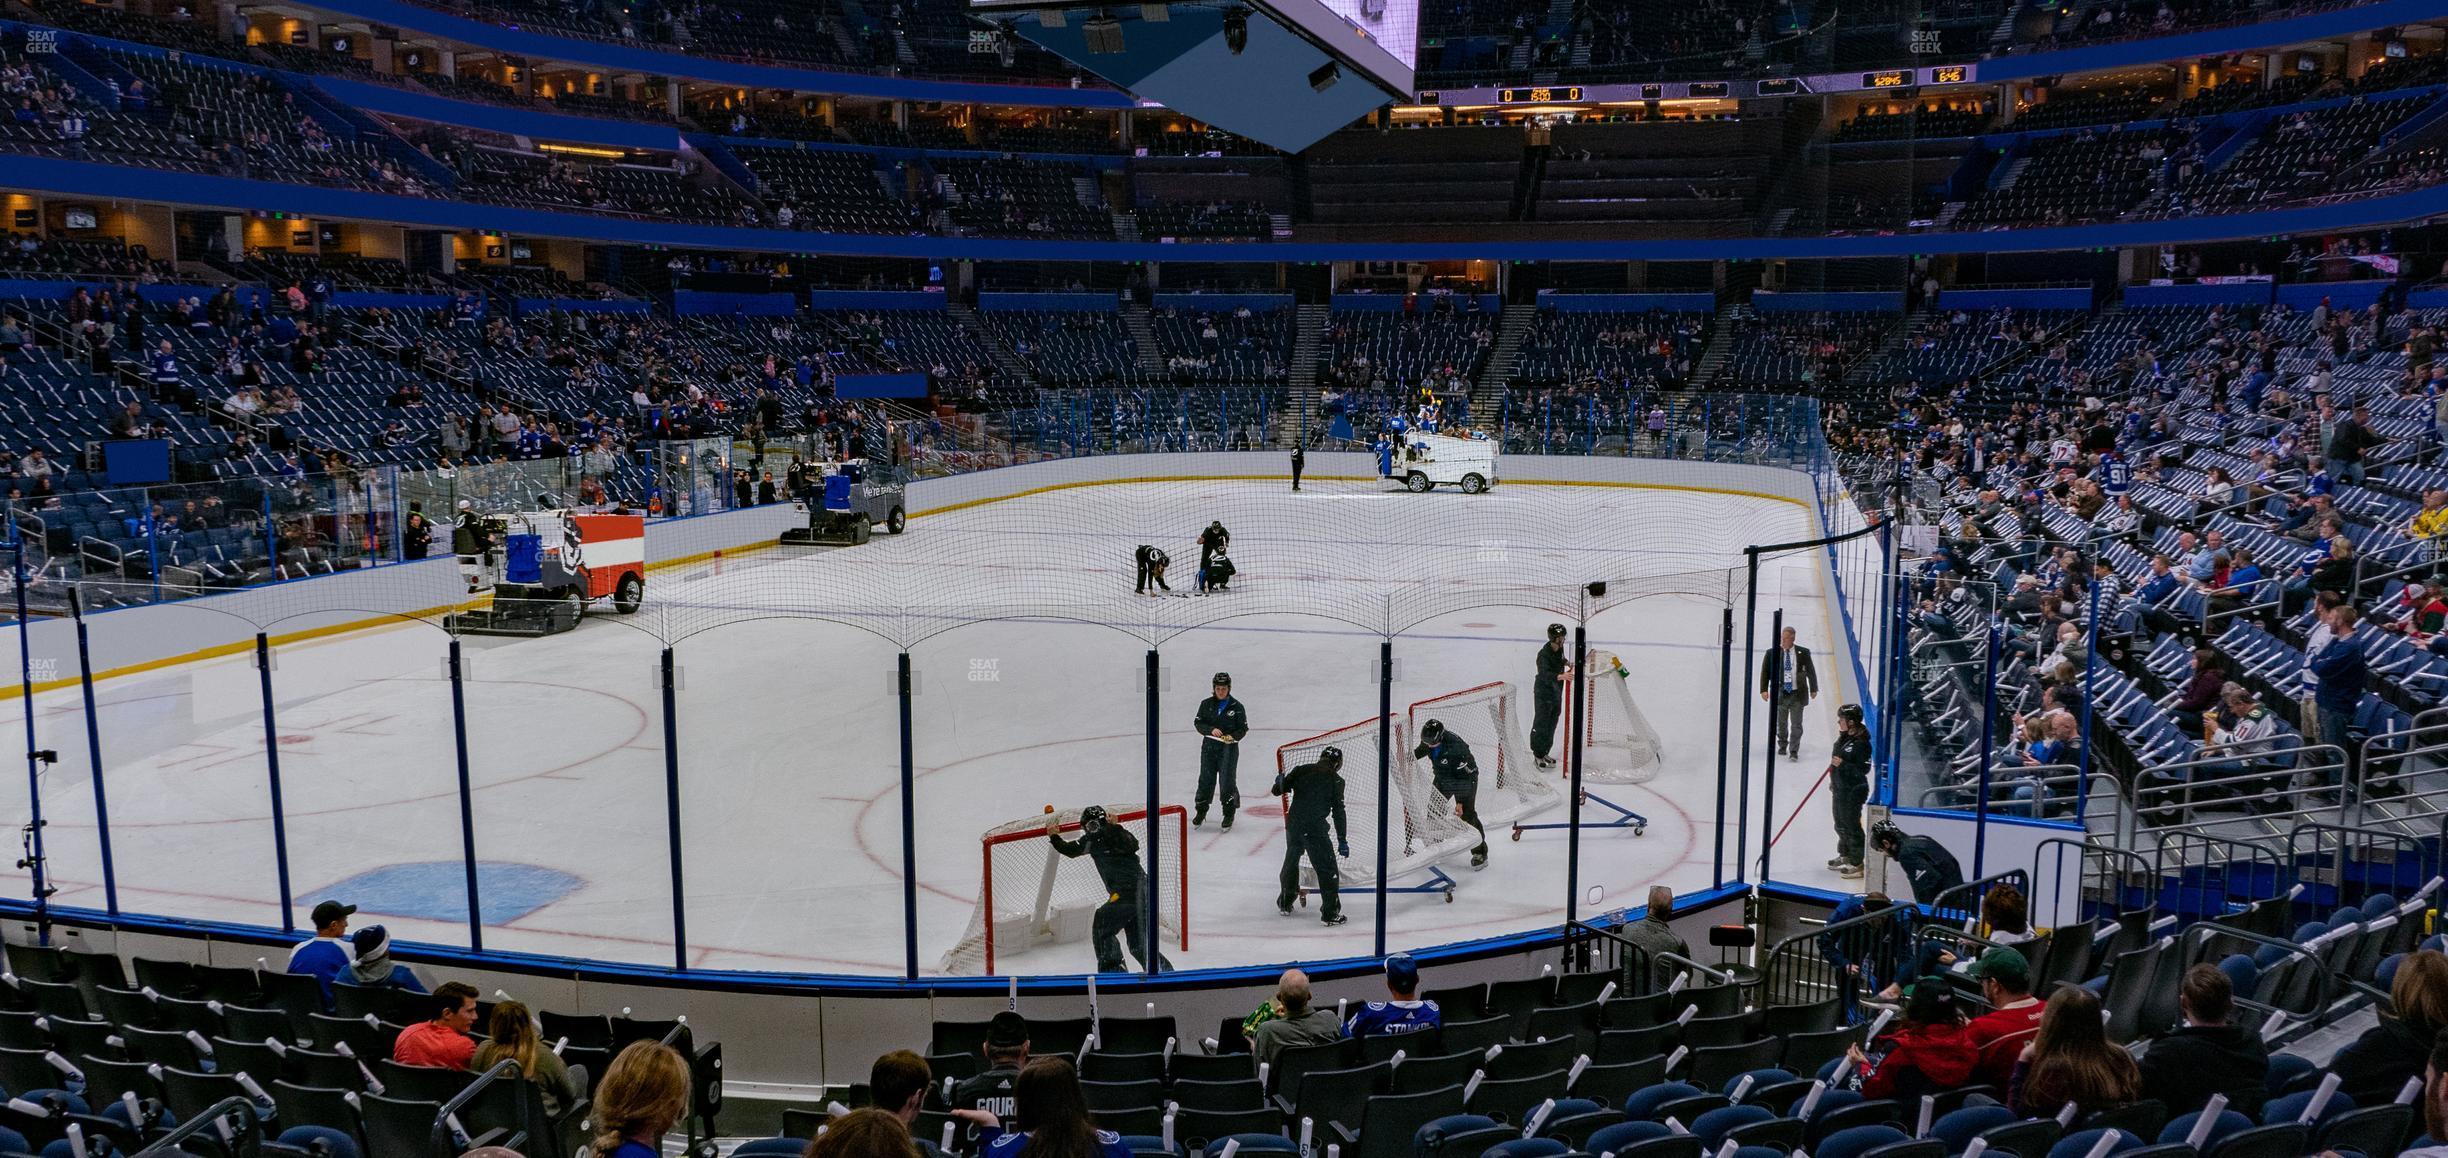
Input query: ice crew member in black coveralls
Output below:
<box><xmin>1194</xmin><ymin>673</ymin><xmax>1249</xmax><ymax>830</ymax></box>
<box><xmin>1290</xmin><ymin>444</ymin><xmax>1305</xmax><ymax>491</ymax></box>
<box><xmin>1134</xmin><ymin>545</ymin><xmax>1171</xmax><ymax>594</ymax></box>
<box><xmin>1530</xmin><ymin>623</ymin><xmax>1569</xmax><ymax>770</ymax></box>
<box><xmin>1273</xmin><ymin>745</ymin><xmax>1350</xmax><ymax>925</ymax></box>
<box><xmin>1827</xmin><ymin>704</ymin><xmax>1871</xmax><ymax>879</ymax></box>
<box><xmin>1415</xmin><ymin>719</ymin><xmax>1491</xmax><ymax>870</ymax></box>
<box><xmin>1045</xmin><ymin>806</ymin><xmax>1171</xmax><ymax>973</ymax></box>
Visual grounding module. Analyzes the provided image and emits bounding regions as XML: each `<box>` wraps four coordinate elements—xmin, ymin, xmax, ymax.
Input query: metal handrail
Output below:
<box><xmin>2131</xmin><ymin>741</ymin><xmax>2351</xmax><ymax>837</ymax></box>
<box><xmin>430</xmin><ymin>1058</ymin><xmax>527</xmax><ymax>1157</ymax></box>
<box><xmin>2031</xmin><ymin>837</ymin><xmax>2156</xmax><ymax>929</ymax></box>
<box><xmin>134</xmin><ymin>1096</ymin><xmax>262</xmax><ymax>1155</ymax></box>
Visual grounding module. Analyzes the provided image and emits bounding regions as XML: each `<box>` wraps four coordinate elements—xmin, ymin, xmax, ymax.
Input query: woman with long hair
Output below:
<box><xmin>2010</xmin><ymin>985</ymin><xmax>2139</xmax><ymax>1118</ymax></box>
<box><xmin>470</xmin><ymin>1000</ymin><xmax>584</xmax><ymax>1119</ymax></box>
<box><xmin>976</xmin><ymin>1059</ymin><xmax>1131</xmax><ymax>1158</ymax></box>
<box><xmin>589</xmin><ymin>1040</ymin><xmax>690</xmax><ymax>1158</ymax></box>
<box><xmin>806</xmin><ymin>1108</ymin><xmax>920</xmax><ymax>1158</ymax></box>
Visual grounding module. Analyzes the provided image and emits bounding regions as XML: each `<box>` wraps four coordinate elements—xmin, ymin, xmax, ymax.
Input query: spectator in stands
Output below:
<box><xmin>2310</xmin><ymin>603</ymin><xmax>2372</xmax><ymax>778</ymax></box>
<box><xmin>2137</xmin><ymin>963</ymin><xmax>2268</xmax><ymax>1119</ymax></box>
<box><xmin>1819</xmin><ymin>892</ymin><xmax>1910</xmax><ymax>1019</ymax></box>
<box><xmin>2325</xmin><ymin>403</ymin><xmax>2388</xmax><ymax>485</ymax></box>
<box><xmin>1618</xmin><ymin>885</ymin><xmax>1690</xmax><ymax>989</ymax></box>
<box><xmin>951</xmin><ymin>1012</ymin><xmax>1031</xmax><ymax>1129</ymax></box>
<box><xmin>392</xmin><ymin>980</ymin><xmax>481</xmax><ymax>1070</ymax></box>
<box><xmin>2168</xmin><ymin>648</ymin><xmax>2227</xmax><ymax>737</ymax></box>
<box><xmin>2010</xmin><ymin>985</ymin><xmax>2139</xmax><ymax>1119</ymax></box>
<box><xmin>1848</xmin><ymin>981</ymin><xmax>1973</xmax><ymax>1100</ymax></box>
<box><xmin>810</xmin><ymin>1108</ymin><xmax>920</xmax><ymax>1158</ymax></box>
<box><xmin>346</xmin><ymin>924</ymin><xmax>424</xmax><ymax>992</ymax></box>
<box><xmin>285</xmin><ymin>899</ymin><xmax>355</xmax><ymax>1007</ymax></box>
<box><xmin>1979</xmin><ymin>883</ymin><xmax>2034</xmax><ymax>947</ymax></box>
<box><xmin>1346</xmin><ymin>953</ymin><xmax>1441</xmax><ymax>1039</ymax></box>
<box><xmin>0</xmin><ymin>314</ymin><xmax>22</xmax><ymax>354</ymax></box>
<box><xmin>971</xmin><ymin>1059</ymin><xmax>1130</xmax><ymax>1158</ymax></box>
<box><xmin>2410</xmin><ymin>490</ymin><xmax>2448</xmax><ymax>574</ymax></box>
<box><xmin>2297</xmin><ymin>590</ymin><xmax>2348</xmax><ymax>746</ymax></box>
<box><xmin>472</xmin><ymin>1000</ymin><xmax>584</xmax><ymax>1118</ymax></box>
<box><xmin>2333</xmin><ymin>949</ymin><xmax>2448</xmax><ymax>1106</ymax></box>
<box><xmin>1963</xmin><ymin>948</ymin><xmax>2043</xmax><ymax>1088</ymax></box>
<box><xmin>874</xmin><ymin>1051</ymin><xmax>997</xmax><ymax>1157</ymax></box>
<box><xmin>2205</xmin><ymin>547</ymin><xmax>2264</xmax><ymax>621</ymax></box>
<box><xmin>1247</xmin><ymin>968</ymin><xmax>1343</xmax><ymax>1069</ymax></box>
<box><xmin>589</xmin><ymin>1040</ymin><xmax>692</xmax><ymax>1158</ymax></box>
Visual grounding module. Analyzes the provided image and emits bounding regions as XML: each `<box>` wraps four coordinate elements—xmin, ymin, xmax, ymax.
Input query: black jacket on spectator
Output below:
<box><xmin>2329</xmin><ymin>1013</ymin><xmax>2441</xmax><ymax>1107</ymax></box>
<box><xmin>2136</xmin><ymin>1023</ymin><xmax>2268</xmax><ymax>1119</ymax></box>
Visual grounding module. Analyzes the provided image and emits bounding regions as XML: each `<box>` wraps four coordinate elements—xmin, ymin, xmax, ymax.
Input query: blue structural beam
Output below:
<box><xmin>4</xmin><ymin>153</ymin><xmax>2444</xmax><ymax>261</ymax></box>
<box><xmin>314</xmin><ymin>75</ymin><xmax>687</xmax><ymax>152</ymax></box>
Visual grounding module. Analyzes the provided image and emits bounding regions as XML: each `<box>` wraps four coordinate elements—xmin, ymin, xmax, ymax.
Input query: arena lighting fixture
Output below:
<box><xmin>1308</xmin><ymin>60</ymin><xmax>1339</xmax><ymax>91</ymax></box>
<box><xmin>1037</xmin><ymin>7</ymin><xmax>1065</xmax><ymax>26</ymax></box>
<box><xmin>1222</xmin><ymin>5</ymin><xmax>1247</xmax><ymax>52</ymax></box>
<box><xmin>1140</xmin><ymin>3</ymin><xmax>1167</xmax><ymax>20</ymax></box>
<box><xmin>1081</xmin><ymin>12</ymin><xmax>1126</xmax><ymax>53</ymax></box>
<box><xmin>536</xmin><ymin>142</ymin><xmax>627</xmax><ymax>158</ymax></box>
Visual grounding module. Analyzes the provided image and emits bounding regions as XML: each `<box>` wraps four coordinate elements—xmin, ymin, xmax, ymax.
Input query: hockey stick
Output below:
<box><xmin>1766</xmin><ymin>763</ymin><xmax>1835</xmax><ymax>850</ymax></box>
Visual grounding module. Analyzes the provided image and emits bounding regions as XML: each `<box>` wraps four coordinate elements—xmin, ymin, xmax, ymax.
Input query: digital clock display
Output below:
<box><xmin>1928</xmin><ymin>65</ymin><xmax>1968</xmax><ymax>84</ymax></box>
<box><xmin>1688</xmin><ymin>82</ymin><xmax>1729</xmax><ymax>97</ymax></box>
<box><xmin>1864</xmin><ymin>70</ymin><xmax>1912</xmax><ymax>88</ymax></box>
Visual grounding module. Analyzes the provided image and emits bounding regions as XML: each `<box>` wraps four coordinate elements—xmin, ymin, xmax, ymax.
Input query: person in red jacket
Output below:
<box><xmin>1849</xmin><ymin>981</ymin><xmax>1976</xmax><ymax>1100</ymax></box>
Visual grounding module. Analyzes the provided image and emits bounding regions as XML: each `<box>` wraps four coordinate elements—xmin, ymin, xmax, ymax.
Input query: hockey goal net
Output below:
<box><xmin>1578</xmin><ymin>648</ymin><xmax>1664</xmax><ymax>784</ymax></box>
<box><xmin>938</xmin><ymin>804</ymin><xmax>1189</xmax><ymax>975</ymax></box>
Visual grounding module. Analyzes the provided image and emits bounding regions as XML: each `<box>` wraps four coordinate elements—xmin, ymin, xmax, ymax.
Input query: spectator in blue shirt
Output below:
<box><xmin>1345</xmin><ymin>953</ymin><xmax>1442</xmax><ymax>1039</ymax></box>
<box><xmin>286</xmin><ymin>899</ymin><xmax>356</xmax><ymax>1008</ymax></box>
<box><xmin>2311</xmin><ymin>604</ymin><xmax>2371</xmax><ymax>784</ymax></box>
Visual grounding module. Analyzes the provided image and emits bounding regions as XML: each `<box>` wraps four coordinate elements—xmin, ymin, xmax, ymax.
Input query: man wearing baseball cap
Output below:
<box><xmin>950</xmin><ymin>1012</ymin><xmax>1031</xmax><ymax>1132</ymax></box>
<box><xmin>286</xmin><ymin>899</ymin><xmax>357</xmax><ymax>1008</ymax></box>
<box><xmin>1345</xmin><ymin>954</ymin><xmax>1441</xmax><ymax>1039</ymax></box>
<box><xmin>1961</xmin><ymin>946</ymin><xmax>2042</xmax><ymax>1088</ymax></box>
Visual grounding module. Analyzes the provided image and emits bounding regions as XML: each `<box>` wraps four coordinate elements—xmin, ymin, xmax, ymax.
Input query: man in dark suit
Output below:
<box><xmin>1758</xmin><ymin>625</ymin><xmax>1819</xmax><ymax>759</ymax></box>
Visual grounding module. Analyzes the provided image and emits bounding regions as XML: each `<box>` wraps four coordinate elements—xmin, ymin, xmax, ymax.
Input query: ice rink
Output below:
<box><xmin>7</xmin><ymin>473</ymin><xmax>1861</xmax><ymax>977</ymax></box>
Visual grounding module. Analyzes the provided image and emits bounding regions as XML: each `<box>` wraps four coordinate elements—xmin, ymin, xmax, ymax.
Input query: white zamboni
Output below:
<box><xmin>1385</xmin><ymin>430</ymin><xmax>1500</xmax><ymax>494</ymax></box>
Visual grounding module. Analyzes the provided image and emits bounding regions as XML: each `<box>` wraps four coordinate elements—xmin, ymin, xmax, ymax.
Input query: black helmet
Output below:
<box><xmin>1838</xmin><ymin>703</ymin><xmax>1865</xmax><ymax>724</ymax></box>
<box><xmin>1870</xmin><ymin>820</ymin><xmax>1904</xmax><ymax>848</ymax></box>
<box><xmin>1079</xmin><ymin>805</ymin><xmax>1110</xmax><ymax>832</ymax></box>
<box><xmin>1547</xmin><ymin>623</ymin><xmax>1567</xmax><ymax>639</ymax></box>
<box><xmin>1318</xmin><ymin>745</ymin><xmax>1343</xmax><ymax>769</ymax></box>
<box><xmin>1418</xmin><ymin>719</ymin><xmax>1446</xmax><ymax>747</ymax></box>
<box><xmin>1213</xmin><ymin>672</ymin><xmax>1232</xmax><ymax>687</ymax></box>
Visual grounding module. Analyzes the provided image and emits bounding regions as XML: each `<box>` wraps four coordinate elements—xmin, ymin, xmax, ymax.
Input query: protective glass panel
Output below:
<box><xmin>461</xmin><ymin>617</ymin><xmax>672</xmax><ymax>966</ymax></box>
<box><xmin>915</xmin><ymin>621</ymin><xmax>1164</xmax><ymax>978</ymax></box>
<box><xmin>1164</xmin><ymin>620</ymin><xmax>1382</xmax><ymax>966</ymax></box>
<box><xmin>275</xmin><ymin>617</ymin><xmax>470</xmax><ymax>948</ymax></box>
<box><xmin>675</xmin><ymin>617</ymin><xmax>902</xmax><ymax>975</ymax></box>
<box><xmin>71</xmin><ymin>601</ymin><xmax>287</xmax><ymax>928</ymax></box>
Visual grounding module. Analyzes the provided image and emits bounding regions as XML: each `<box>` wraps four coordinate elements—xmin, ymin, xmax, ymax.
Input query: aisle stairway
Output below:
<box><xmin>950</xmin><ymin>302</ymin><xmax>1037</xmax><ymax>385</ymax></box>
<box><xmin>1279</xmin><ymin>303</ymin><xmax>1331</xmax><ymax>446</ymax></box>
<box><xmin>1471</xmin><ymin>303</ymin><xmax>1536</xmax><ymax>426</ymax></box>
